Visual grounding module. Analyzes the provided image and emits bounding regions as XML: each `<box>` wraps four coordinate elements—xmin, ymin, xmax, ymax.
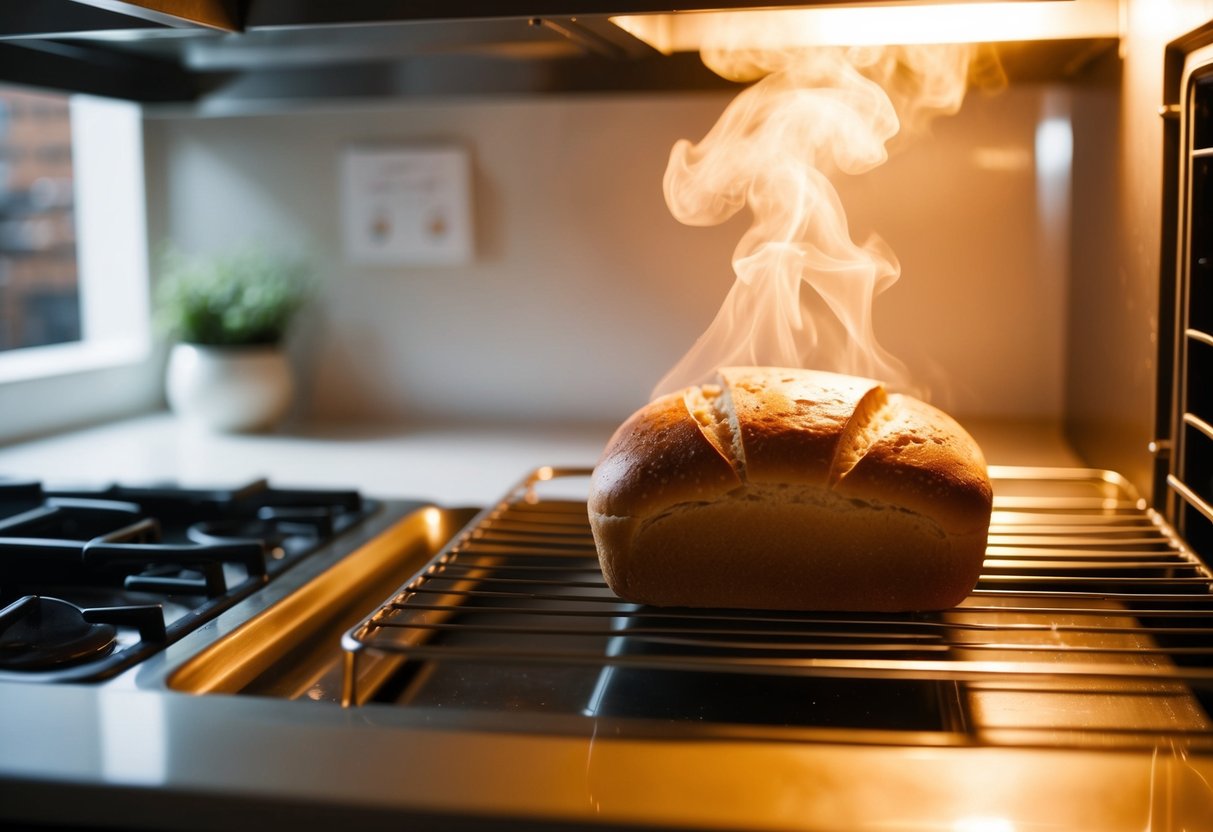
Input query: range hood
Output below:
<box><xmin>0</xmin><ymin>1</ymin><xmax>1119</xmax><ymax>108</ymax></box>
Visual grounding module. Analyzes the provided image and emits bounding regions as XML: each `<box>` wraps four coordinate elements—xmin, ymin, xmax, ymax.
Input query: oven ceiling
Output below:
<box><xmin>0</xmin><ymin>1</ymin><xmax>1118</xmax><ymax>108</ymax></box>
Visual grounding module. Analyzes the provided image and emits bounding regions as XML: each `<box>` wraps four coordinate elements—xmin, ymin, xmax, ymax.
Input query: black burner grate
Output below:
<box><xmin>0</xmin><ymin>478</ymin><xmax>376</xmax><ymax>683</ymax></box>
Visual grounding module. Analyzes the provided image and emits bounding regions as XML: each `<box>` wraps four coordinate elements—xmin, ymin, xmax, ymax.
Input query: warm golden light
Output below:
<box><xmin>640</xmin><ymin>1</ymin><xmax>1110</xmax><ymax>401</ymax></box>
<box><xmin>953</xmin><ymin>817</ymin><xmax>1016</xmax><ymax>832</ymax></box>
<box><xmin>612</xmin><ymin>0</ymin><xmax>1118</xmax><ymax>52</ymax></box>
<box><xmin>422</xmin><ymin>506</ymin><xmax>445</xmax><ymax>547</ymax></box>
<box><xmin>971</xmin><ymin>146</ymin><xmax>1033</xmax><ymax>173</ymax></box>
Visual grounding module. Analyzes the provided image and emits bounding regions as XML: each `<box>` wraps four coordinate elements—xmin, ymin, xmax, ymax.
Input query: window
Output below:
<box><xmin>0</xmin><ymin>90</ymin><xmax>148</xmax><ymax>383</ymax></box>
<box><xmin>0</xmin><ymin>88</ymin><xmax>153</xmax><ymax>442</ymax></box>
<box><xmin>0</xmin><ymin>87</ymin><xmax>79</xmax><ymax>351</ymax></box>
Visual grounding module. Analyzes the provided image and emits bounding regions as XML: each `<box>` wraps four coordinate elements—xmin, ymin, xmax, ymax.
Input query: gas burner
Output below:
<box><xmin>0</xmin><ymin>478</ymin><xmax>377</xmax><ymax>682</ymax></box>
<box><xmin>45</xmin><ymin>480</ymin><xmax>363</xmax><ymax>528</ymax></box>
<box><xmin>186</xmin><ymin>506</ymin><xmax>336</xmax><ymax>561</ymax></box>
<box><xmin>0</xmin><ymin>596</ymin><xmax>167</xmax><ymax>672</ymax></box>
<box><xmin>1</xmin><ymin>596</ymin><xmax>104</xmax><ymax>670</ymax></box>
<box><xmin>0</xmin><ymin>500</ymin><xmax>268</xmax><ymax>597</ymax></box>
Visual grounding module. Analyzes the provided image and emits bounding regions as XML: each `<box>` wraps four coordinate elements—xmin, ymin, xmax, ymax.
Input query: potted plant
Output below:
<box><xmin>156</xmin><ymin>247</ymin><xmax>310</xmax><ymax>432</ymax></box>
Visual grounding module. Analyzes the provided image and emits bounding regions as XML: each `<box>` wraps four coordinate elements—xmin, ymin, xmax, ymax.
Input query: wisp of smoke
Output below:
<box><xmin>651</xmin><ymin>28</ymin><xmax>973</xmax><ymax>401</ymax></box>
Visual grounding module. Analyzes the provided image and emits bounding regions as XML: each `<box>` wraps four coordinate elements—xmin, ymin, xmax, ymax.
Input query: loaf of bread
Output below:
<box><xmin>588</xmin><ymin>367</ymin><xmax>992</xmax><ymax>612</ymax></box>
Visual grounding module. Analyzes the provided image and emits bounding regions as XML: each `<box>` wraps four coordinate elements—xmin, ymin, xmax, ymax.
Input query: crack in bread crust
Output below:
<box><xmin>683</xmin><ymin>375</ymin><xmax>748</xmax><ymax>483</ymax></box>
<box><xmin>682</xmin><ymin>384</ymin><xmax>738</xmax><ymax>479</ymax></box>
<box><xmin>715</xmin><ymin>376</ymin><xmax>747</xmax><ymax>481</ymax></box>
<box><xmin>828</xmin><ymin>384</ymin><xmax>892</xmax><ymax>488</ymax></box>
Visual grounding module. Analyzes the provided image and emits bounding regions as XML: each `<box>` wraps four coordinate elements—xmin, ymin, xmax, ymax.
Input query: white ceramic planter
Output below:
<box><xmin>166</xmin><ymin>343</ymin><xmax>294</xmax><ymax>433</ymax></box>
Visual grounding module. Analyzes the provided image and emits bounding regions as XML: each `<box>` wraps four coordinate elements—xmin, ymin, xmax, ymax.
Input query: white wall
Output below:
<box><xmin>144</xmin><ymin>84</ymin><xmax>1077</xmax><ymax>426</ymax></box>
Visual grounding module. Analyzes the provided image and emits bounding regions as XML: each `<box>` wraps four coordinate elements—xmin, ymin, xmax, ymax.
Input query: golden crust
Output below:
<box><xmin>588</xmin><ymin>367</ymin><xmax>993</xmax><ymax>612</ymax></box>
<box><xmin>834</xmin><ymin>394</ymin><xmax>993</xmax><ymax>535</ymax></box>
<box><xmin>587</xmin><ymin>391</ymin><xmax>741</xmax><ymax>520</ymax></box>
<box><xmin>720</xmin><ymin>366</ymin><xmax>882</xmax><ymax>486</ymax></box>
<box><xmin>591</xmin><ymin>488</ymin><xmax>984</xmax><ymax>612</ymax></box>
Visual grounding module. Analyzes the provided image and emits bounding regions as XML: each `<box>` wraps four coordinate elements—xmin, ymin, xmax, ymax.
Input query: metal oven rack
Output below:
<box><xmin>342</xmin><ymin>466</ymin><xmax>1213</xmax><ymax>749</ymax></box>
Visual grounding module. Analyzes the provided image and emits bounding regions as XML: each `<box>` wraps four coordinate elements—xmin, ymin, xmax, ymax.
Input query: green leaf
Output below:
<box><xmin>154</xmin><ymin>246</ymin><xmax>312</xmax><ymax>346</ymax></box>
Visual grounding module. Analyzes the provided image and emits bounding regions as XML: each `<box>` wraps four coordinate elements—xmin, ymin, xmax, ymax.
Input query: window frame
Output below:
<box><xmin>0</xmin><ymin>93</ymin><xmax>157</xmax><ymax>443</ymax></box>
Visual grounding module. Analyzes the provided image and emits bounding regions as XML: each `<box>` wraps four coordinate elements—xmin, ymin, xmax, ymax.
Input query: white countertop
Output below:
<box><xmin>0</xmin><ymin>412</ymin><xmax>619</xmax><ymax>506</ymax></box>
<box><xmin>0</xmin><ymin>411</ymin><xmax>1082</xmax><ymax>507</ymax></box>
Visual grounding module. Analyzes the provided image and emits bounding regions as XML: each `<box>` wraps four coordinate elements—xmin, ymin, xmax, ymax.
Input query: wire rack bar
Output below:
<box><xmin>341</xmin><ymin>467</ymin><xmax>1213</xmax><ymax>747</ymax></box>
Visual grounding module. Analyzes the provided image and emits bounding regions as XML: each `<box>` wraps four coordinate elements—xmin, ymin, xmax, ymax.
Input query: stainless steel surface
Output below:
<box><xmin>4</xmin><ymin>461</ymin><xmax>1213</xmax><ymax>831</ymax></box>
<box><xmin>167</xmin><ymin>503</ymin><xmax>479</xmax><ymax>699</ymax></box>
<box><xmin>315</xmin><ymin>466</ymin><xmax>1213</xmax><ymax>751</ymax></box>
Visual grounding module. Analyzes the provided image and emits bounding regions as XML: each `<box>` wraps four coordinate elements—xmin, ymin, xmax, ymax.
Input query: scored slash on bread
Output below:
<box><xmin>588</xmin><ymin>367</ymin><xmax>993</xmax><ymax>612</ymax></box>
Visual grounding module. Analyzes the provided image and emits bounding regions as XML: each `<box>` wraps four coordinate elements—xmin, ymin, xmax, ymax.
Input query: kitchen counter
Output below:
<box><xmin>0</xmin><ymin>413</ymin><xmax>619</xmax><ymax>506</ymax></box>
<box><xmin>0</xmin><ymin>412</ymin><xmax>1083</xmax><ymax>505</ymax></box>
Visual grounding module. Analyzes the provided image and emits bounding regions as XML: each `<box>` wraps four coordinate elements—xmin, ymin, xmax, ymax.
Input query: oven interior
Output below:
<box><xmin>0</xmin><ymin>19</ymin><xmax>1211</xmax><ymax>824</ymax></box>
<box><xmin>153</xmin><ymin>41</ymin><xmax>1213</xmax><ymax>760</ymax></box>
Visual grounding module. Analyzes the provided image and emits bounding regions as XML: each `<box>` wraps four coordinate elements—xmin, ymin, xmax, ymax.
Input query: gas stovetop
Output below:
<box><xmin>0</xmin><ymin>478</ymin><xmax>380</xmax><ymax>683</ymax></box>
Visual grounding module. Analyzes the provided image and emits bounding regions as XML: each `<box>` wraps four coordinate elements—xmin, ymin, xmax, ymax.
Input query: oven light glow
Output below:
<box><xmin>1035</xmin><ymin>111</ymin><xmax>1073</xmax><ymax>231</ymax></box>
<box><xmin>422</xmin><ymin>506</ymin><xmax>445</xmax><ymax>546</ymax></box>
<box><xmin>612</xmin><ymin>0</ymin><xmax>1118</xmax><ymax>51</ymax></box>
<box><xmin>1035</xmin><ymin>117</ymin><xmax>1073</xmax><ymax>180</ymax></box>
<box><xmin>971</xmin><ymin>147</ymin><xmax>1033</xmax><ymax>173</ymax></box>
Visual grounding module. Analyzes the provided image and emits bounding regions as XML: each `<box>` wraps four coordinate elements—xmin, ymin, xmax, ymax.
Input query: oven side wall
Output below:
<box><xmin>1065</xmin><ymin>0</ymin><xmax>1213</xmax><ymax>503</ymax></box>
<box><xmin>1065</xmin><ymin>66</ymin><xmax>1135</xmax><ymax>488</ymax></box>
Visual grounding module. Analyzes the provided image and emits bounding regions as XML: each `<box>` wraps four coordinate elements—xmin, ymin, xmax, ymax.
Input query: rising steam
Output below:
<box><xmin>652</xmin><ymin>23</ymin><xmax>973</xmax><ymax>400</ymax></box>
